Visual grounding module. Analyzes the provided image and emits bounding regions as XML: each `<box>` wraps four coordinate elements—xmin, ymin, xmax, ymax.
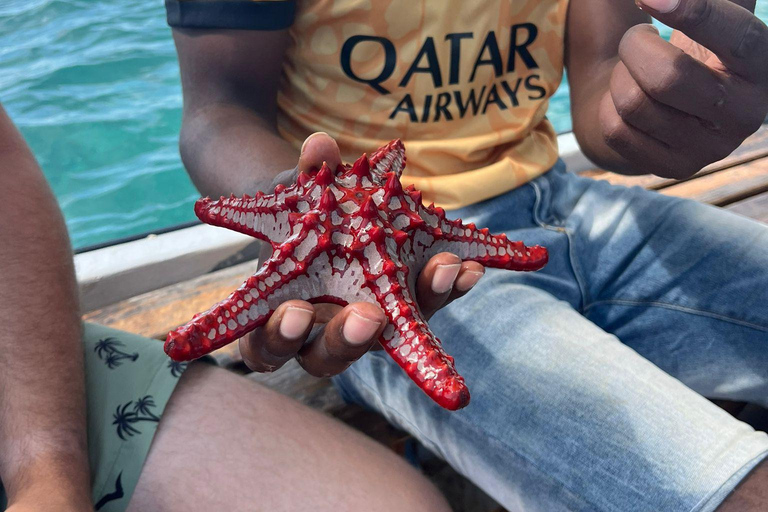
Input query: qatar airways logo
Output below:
<box><xmin>340</xmin><ymin>24</ymin><xmax>546</xmax><ymax>123</ymax></box>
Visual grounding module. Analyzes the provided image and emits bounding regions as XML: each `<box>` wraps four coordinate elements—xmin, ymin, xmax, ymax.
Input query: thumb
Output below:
<box><xmin>298</xmin><ymin>132</ymin><xmax>342</xmax><ymax>174</ymax></box>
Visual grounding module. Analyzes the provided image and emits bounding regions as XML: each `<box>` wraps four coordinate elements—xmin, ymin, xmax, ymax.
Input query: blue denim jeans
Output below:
<box><xmin>334</xmin><ymin>161</ymin><xmax>768</xmax><ymax>512</ymax></box>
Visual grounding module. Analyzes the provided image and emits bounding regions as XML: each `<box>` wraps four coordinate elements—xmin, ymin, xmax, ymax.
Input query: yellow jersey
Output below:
<box><xmin>167</xmin><ymin>0</ymin><xmax>569</xmax><ymax>209</ymax></box>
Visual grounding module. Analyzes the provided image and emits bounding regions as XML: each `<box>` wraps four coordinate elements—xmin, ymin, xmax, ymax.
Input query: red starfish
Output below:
<box><xmin>165</xmin><ymin>140</ymin><xmax>548</xmax><ymax>410</ymax></box>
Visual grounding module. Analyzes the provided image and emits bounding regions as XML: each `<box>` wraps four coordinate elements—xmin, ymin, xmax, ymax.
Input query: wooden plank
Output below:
<box><xmin>578</xmin><ymin>170</ymin><xmax>664</xmax><ymax>189</ymax></box>
<box><xmin>76</xmin><ymin>224</ymin><xmax>257</xmax><ymax>313</ymax></box>
<box><xmin>660</xmin><ymin>157</ymin><xmax>768</xmax><ymax>205</ymax></box>
<box><xmin>83</xmin><ymin>259</ymin><xmax>262</xmax><ymax>340</ymax></box>
<box><xmin>726</xmin><ymin>192</ymin><xmax>768</xmax><ymax>224</ymax></box>
<box><xmin>580</xmin><ymin>124</ymin><xmax>768</xmax><ymax>190</ymax></box>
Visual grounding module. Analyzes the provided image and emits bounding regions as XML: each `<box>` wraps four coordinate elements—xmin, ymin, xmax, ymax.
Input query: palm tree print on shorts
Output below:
<box><xmin>168</xmin><ymin>360</ymin><xmax>187</xmax><ymax>378</ymax></box>
<box><xmin>94</xmin><ymin>337</ymin><xmax>139</xmax><ymax>369</ymax></box>
<box><xmin>112</xmin><ymin>395</ymin><xmax>160</xmax><ymax>440</ymax></box>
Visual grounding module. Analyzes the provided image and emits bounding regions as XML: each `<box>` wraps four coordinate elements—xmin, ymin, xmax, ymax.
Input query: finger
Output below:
<box><xmin>240</xmin><ymin>301</ymin><xmax>315</xmax><ymax>373</ymax></box>
<box><xmin>610</xmin><ymin>61</ymin><xmax>718</xmax><ymax>145</ymax></box>
<box><xmin>298</xmin><ymin>132</ymin><xmax>342</xmax><ymax>173</ymax></box>
<box><xmin>296</xmin><ymin>303</ymin><xmax>386</xmax><ymax>377</ymax></box>
<box><xmin>637</xmin><ymin>0</ymin><xmax>768</xmax><ymax>81</ymax></box>
<box><xmin>416</xmin><ymin>252</ymin><xmax>462</xmax><ymax>318</ymax></box>
<box><xmin>444</xmin><ymin>262</ymin><xmax>485</xmax><ymax>307</ymax></box>
<box><xmin>619</xmin><ymin>24</ymin><xmax>728</xmax><ymax>123</ymax></box>
<box><xmin>599</xmin><ymin>92</ymin><xmax>705</xmax><ymax>179</ymax></box>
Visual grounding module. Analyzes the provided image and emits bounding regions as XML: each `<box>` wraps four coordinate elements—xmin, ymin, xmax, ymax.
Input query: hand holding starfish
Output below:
<box><xmin>242</xmin><ymin>133</ymin><xmax>487</xmax><ymax>379</ymax></box>
<box><xmin>166</xmin><ymin>136</ymin><xmax>547</xmax><ymax>409</ymax></box>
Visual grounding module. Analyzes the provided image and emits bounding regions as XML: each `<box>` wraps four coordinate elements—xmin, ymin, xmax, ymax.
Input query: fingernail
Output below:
<box><xmin>431</xmin><ymin>263</ymin><xmax>462</xmax><ymax>294</ymax></box>
<box><xmin>638</xmin><ymin>0</ymin><xmax>680</xmax><ymax>13</ymax></box>
<box><xmin>279</xmin><ymin>306</ymin><xmax>313</xmax><ymax>340</ymax></box>
<box><xmin>343</xmin><ymin>311</ymin><xmax>381</xmax><ymax>345</ymax></box>
<box><xmin>300</xmin><ymin>132</ymin><xmax>328</xmax><ymax>155</ymax></box>
<box><xmin>455</xmin><ymin>270</ymin><xmax>485</xmax><ymax>292</ymax></box>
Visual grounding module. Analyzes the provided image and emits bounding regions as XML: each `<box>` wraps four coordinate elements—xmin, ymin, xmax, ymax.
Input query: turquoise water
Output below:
<box><xmin>1</xmin><ymin>1</ymin><xmax>766</xmax><ymax>249</ymax></box>
<box><xmin>0</xmin><ymin>0</ymin><xmax>196</xmax><ymax>249</ymax></box>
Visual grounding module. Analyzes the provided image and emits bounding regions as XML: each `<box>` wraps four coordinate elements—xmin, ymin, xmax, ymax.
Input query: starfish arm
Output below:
<box><xmin>194</xmin><ymin>193</ymin><xmax>297</xmax><ymax>245</ymax></box>
<box><xmin>369</xmin><ymin>139</ymin><xmax>406</xmax><ymax>182</ymax></box>
<box><xmin>371</xmin><ymin>272</ymin><xmax>470</xmax><ymax>410</ymax></box>
<box><xmin>165</xmin><ymin>225</ymin><xmax>325</xmax><ymax>361</ymax></box>
<box><xmin>165</xmin><ymin>270</ymin><xmax>275</xmax><ymax>361</ymax></box>
<box><xmin>385</xmin><ymin>186</ymin><xmax>547</xmax><ymax>272</ymax></box>
<box><xmin>423</xmin><ymin>224</ymin><xmax>548</xmax><ymax>271</ymax></box>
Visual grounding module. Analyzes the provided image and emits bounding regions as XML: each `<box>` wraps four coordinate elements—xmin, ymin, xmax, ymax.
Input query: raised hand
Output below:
<box><xmin>600</xmin><ymin>0</ymin><xmax>768</xmax><ymax>178</ymax></box>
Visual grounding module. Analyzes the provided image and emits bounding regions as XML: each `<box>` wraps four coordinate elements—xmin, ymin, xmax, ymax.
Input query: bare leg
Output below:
<box><xmin>718</xmin><ymin>460</ymin><xmax>768</xmax><ymax>511</ymax></box>
<box><xmin>127</xmin><ymin>363</ymin><xmax>450</xmax><ymax>512</ymax></box>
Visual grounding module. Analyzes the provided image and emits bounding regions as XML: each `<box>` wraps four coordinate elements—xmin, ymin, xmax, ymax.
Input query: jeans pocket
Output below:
<box><xmin>532</xmin><ymin>160</ymin><xmax>584</xmax><ymax>229</ymax></box>
<box><xmin>530</xmin><ymin>171</ymin><xmax>561</xmax><ymax>229</ymax></box>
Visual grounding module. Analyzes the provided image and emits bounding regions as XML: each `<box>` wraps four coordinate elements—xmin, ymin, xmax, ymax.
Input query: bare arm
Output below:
<box><xmin>173</xmin><ymin>28</ymin><xmax>298</xmax><ymax>197</ymax></box>
<box><xmin>0</xmin><ymin>106</ymin><xmax>91</xmax><ymax>509</ymax></box>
